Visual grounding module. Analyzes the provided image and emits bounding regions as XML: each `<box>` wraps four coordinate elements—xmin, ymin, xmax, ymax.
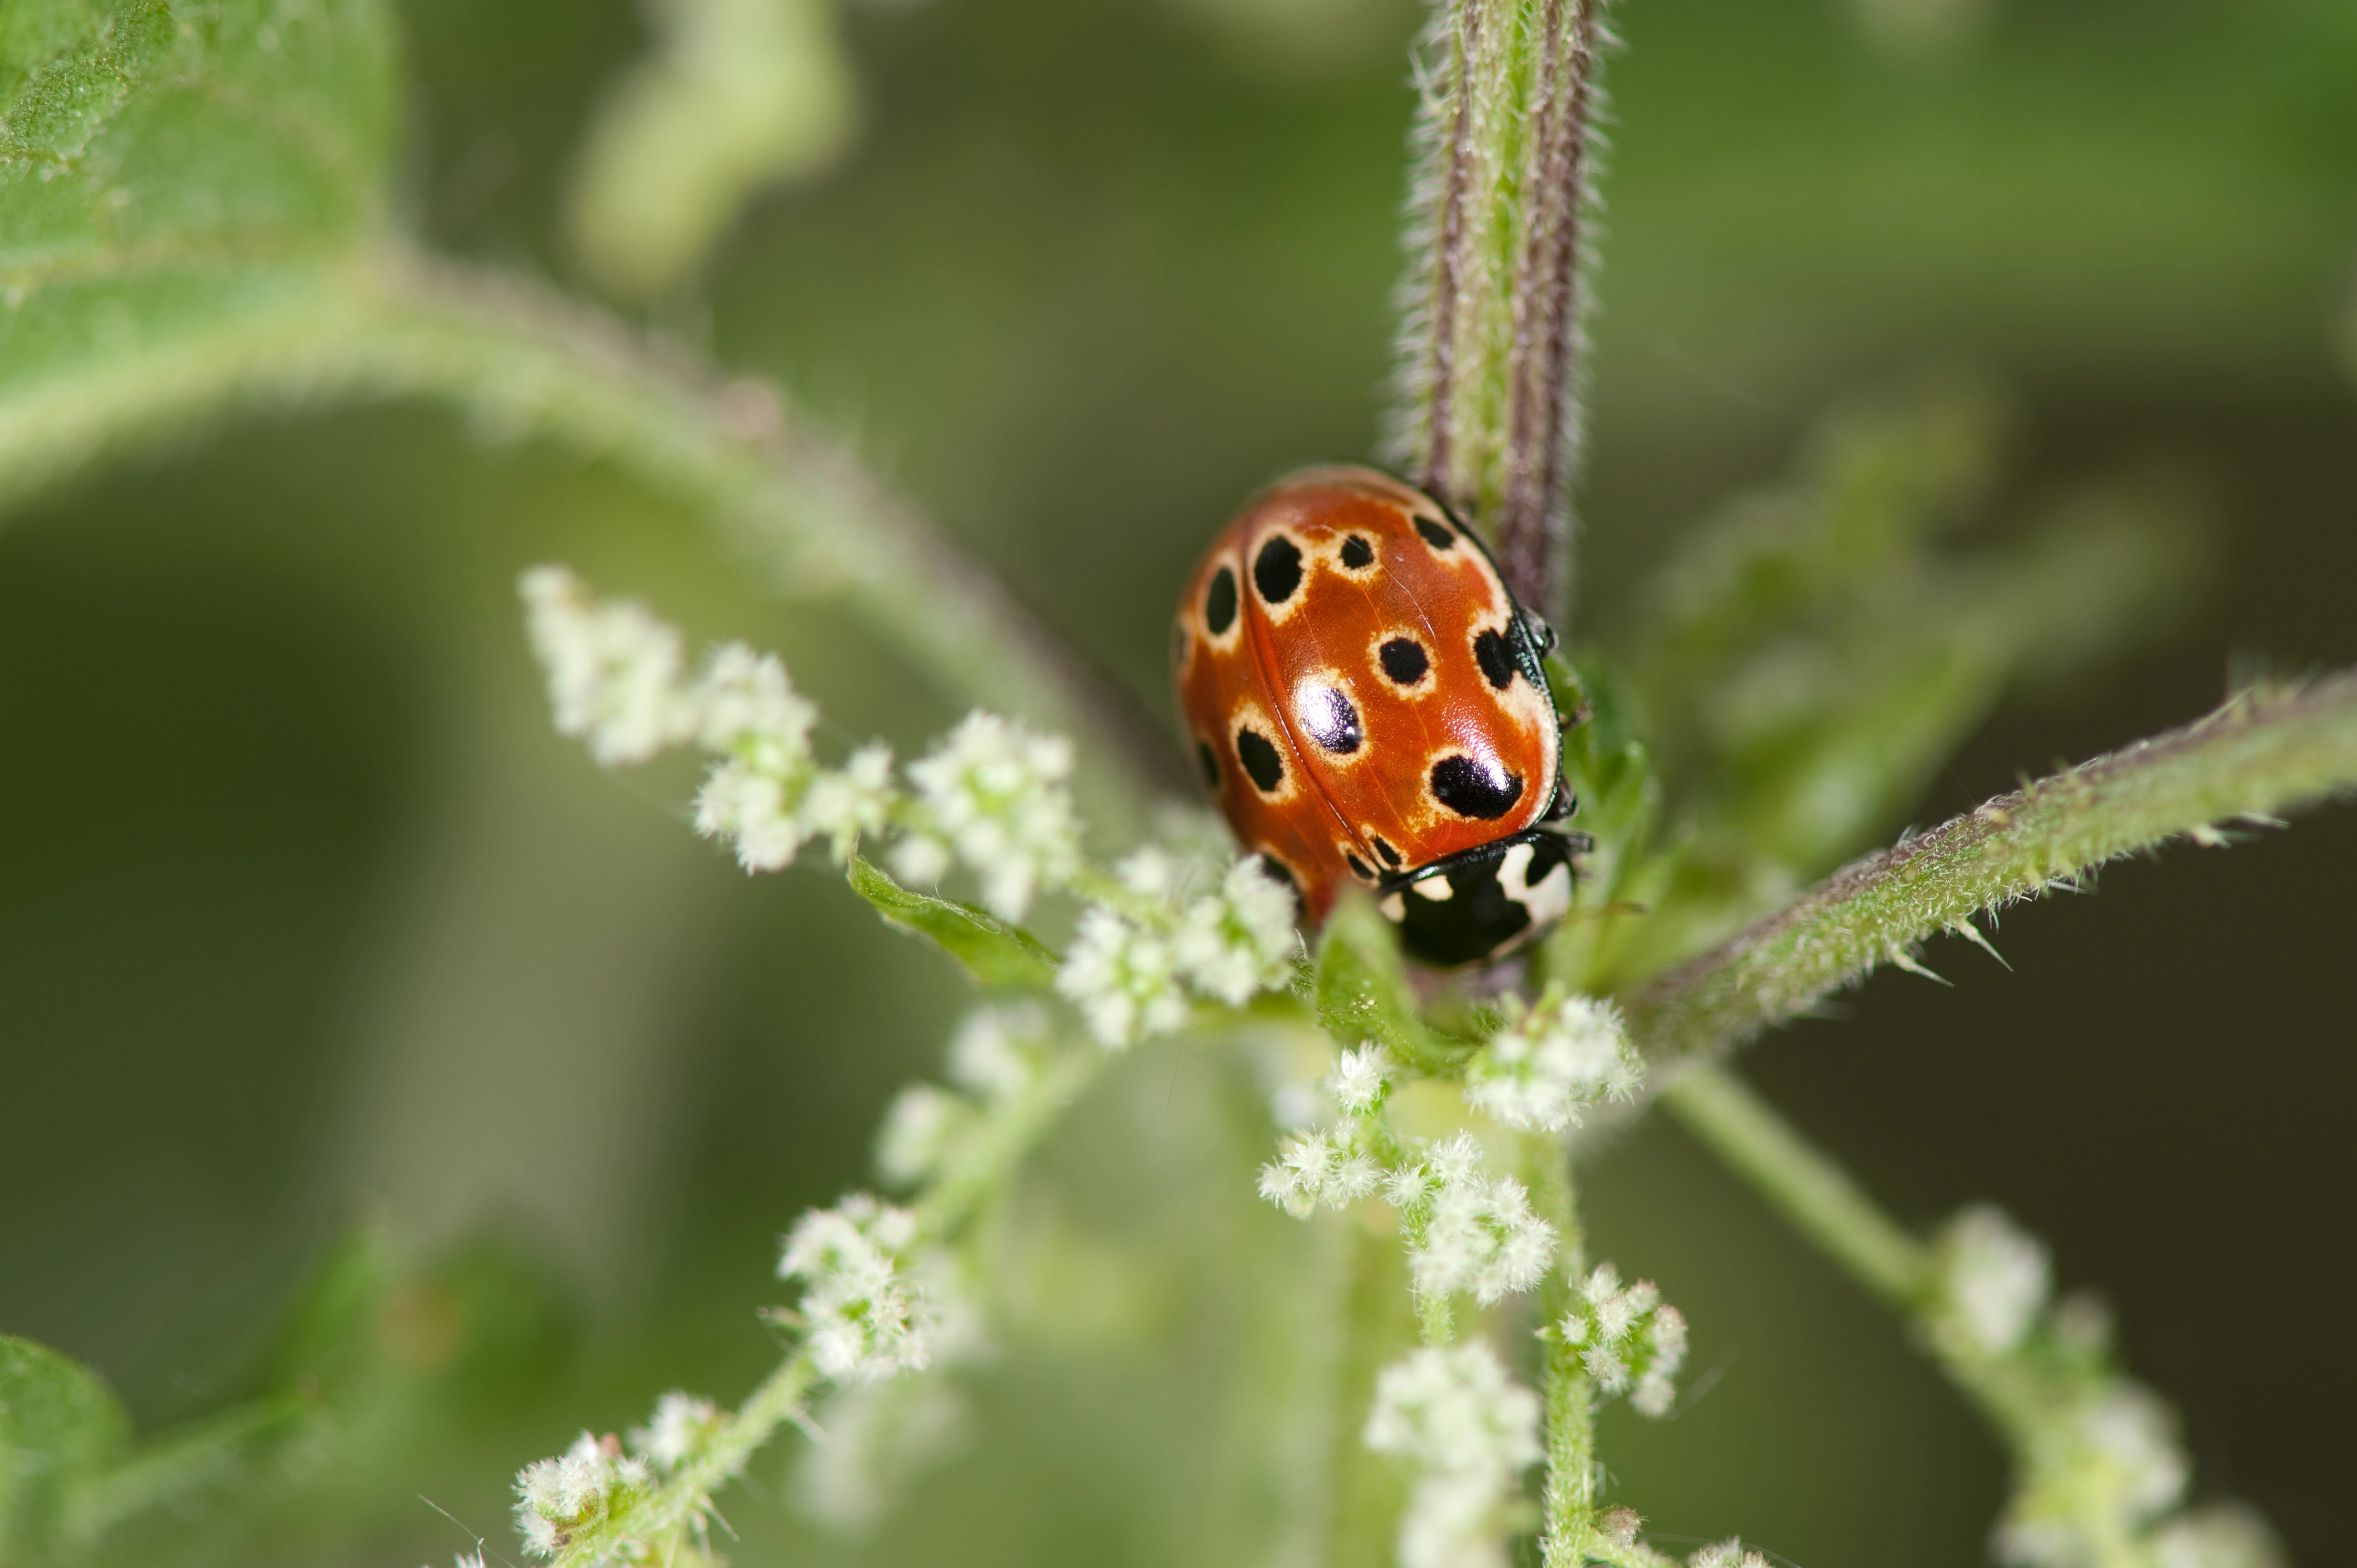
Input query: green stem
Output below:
<box><xmin>552</xmin><ymin>1033</ymin><xmax>1107</xmax><ymax>1566</ymax></box>
<box><xmin>0</xmin><ymin>249</ymin><xmax>1168</xmax><ymax>838</ymax></box>
<box><xmin>1659</xmin><ymin>1067</ymin><xmax>1928</xmax><ymax>1309</ymax></box>
<box><xmin>1388</xmin><ymin>0</ymin><xmax>1607</xmax><ymax>614</ymax></box>
<box><xmin>1624</xmin><ymin>671</ymin><xmax>2357</xmax><ymax>1076</ymax></box>
<box><xmin>1526</xmin><ymin>1130</ymin><xmax>1597</xmax><ymax>1567</ymax></box>
<box><xmin>1327</xmin><ymin>1214</ymin><xmax>1418</xmax><ymax>1568</ymax></box>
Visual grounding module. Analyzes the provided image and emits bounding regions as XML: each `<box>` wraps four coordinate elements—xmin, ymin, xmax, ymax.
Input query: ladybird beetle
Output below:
<box><xmin>1171</xmin><ymin>465</ymin><xmax>1577</xmax><ymax>967</ymax></box>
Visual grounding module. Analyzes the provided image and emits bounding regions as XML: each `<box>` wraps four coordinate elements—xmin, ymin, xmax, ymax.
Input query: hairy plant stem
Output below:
<box><xmin>1389</xmin><ymin>0</ymin><xmax>1606</xmax><ymax>615</ymax></box>
<box><xmin>0</xmin><ymin>249</ymin><xmax>1170</xmax><ymax>837</ymax></box>
<box><xmin>1624</xmin><ymin>670</ymin><xmax>2357</xmax><ymax>1079</ymax></box>
<box><xmin>1524</xmin><ymin>1130</ymin><xmax>1596</xmax><ymax>1567</ymax></box>
<box><xmin>1661</xmin><ymin>1067</ymin><xmax>1928</xmax><ymax>1309</ymax></box>
<box><xmin>1328</xmin><ymin>1213</ymin><xmax>1419</xmax><ymax>1568</ymax></box>
<box><xmin>553</xmin><ymin>1041</ymin><xmax>1104</xmax><ymax>1566</ymax></box>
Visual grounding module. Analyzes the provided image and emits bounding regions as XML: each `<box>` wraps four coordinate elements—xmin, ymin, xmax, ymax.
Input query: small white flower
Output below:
<box><xmin>514</xmin><ymin>1431</ymin><xmax>648</xmax><ymax>1558</ymax></box>
<box><xmin>945</xmin><ymin>1004</ymin><xmax>1042</xmax><ymax>1102</ymax></box>
<box><xmin>629</xmin><ymin>1391</ymin><xmax>723</xmax><ymax>1473</ymax></box>
<box><xmin>876</xmin><ymin>1084</ymin><xmax>974</xmax><ymax>1187</ymax></box>
<box><xmin>1056</xmin><ymin>904</ymin><xmax>1187</xmax><ymax>1048</ymax></box>
<box><xmin>1114</xmin><ymin>844</ymin><xmax>1181</xmax><ymax>901</ymax></box>
<box><xmin>1689</xmin><ymin>1540</ymin><xmax>1771</xmax><ymax>1568</ymax></box>
<box><xmin>1939</xmin><ymin>1205</ymin><xmax>2052</xmax><ymax>1356</ymax></box>
<box><xmin>905</xmin><ymin>711</ymin><xmax>1082</xmax><ymax>921</ymax></box>
<box><xmin>1365</xmin><ymin>1343</ymin><xmax>1542</xmax><ymax>1568</ymax></box>
<box><xmin>891</xmin><ymin>831</ymin><xmax>953</xmax><ymax>888</ymax></box>
<box><xmin>779</xmin><ymin>1195</ymin><xmax>933</xmax><ymax>1382</ymax></box>
<box><xmin>692</xmin><ymin>641</ymin><xmax>815</xmax><ymax>770</ymax></box>
<box><xmin>1558</xmin><ymin>1264</ymin><xmax>1687</xmax><ymax>1416</ymax></box>
<box><xmin>1365</xmin><ymin>1342</ymin><xmax>1542</xmax><ymax>1476</ymax></box>
<box><xmin>694</xmin><ymin>757</ymin><xmax>805</xmax><ymax>871</ymax></box>
<box><xmin>1464</xmin><ymin>984</ymin><xmax>1635</xmax><ymax>1132</ymax></box>
<box><xmin>1257</xmin><ymin>1129</ymin><xmax>1383</xmax><ymax>1219</ymax></box>
<box><xmin>1171</xmin><ymin>857</ymin><xmax>1299</xmax><ymax>1006</ymax></box>
<box><xmin>2152</xmin><ymin>1506</ymin><xmax>2285</xmax><ymax>1568</ymax></box>
<box><xmin>1325</xmin><ymin>1043</ymin><xmax>1392</xmax><ymax>1118</ymax></box>
<box><xmin>521</xmin><ymin>566</ymin><xmax>697</xmax><ymax>766</ymax></box>
<box><xmin>797</xmin><ymin>744</ymin><xmax>897</xmax><ymax>862</ymax></box>
<box><xmin>1395</xmin><ymin>1134</ymin><xmax>1556</xmax><ymax>1305</ymax></box>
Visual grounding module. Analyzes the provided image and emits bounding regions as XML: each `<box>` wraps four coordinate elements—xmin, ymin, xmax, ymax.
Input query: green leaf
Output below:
<box><xmin>1311</xmin><ymin>893</ymin><xmax>1461</xmax><ymax>1075</ymax></box>
<box><xmin>847</xmin><ymin>857</ymin><xmax>1061</xmax><ymax>990</ymax></box>
<box><xmin>0</xmin><ymin>1335</ymin><xmax>130</xmax><ymax>1561</ymax></box>
<box><xmin>0</xmin><ymin>0</ymin><xmax>399</xmax><ymax>496</ymax></box>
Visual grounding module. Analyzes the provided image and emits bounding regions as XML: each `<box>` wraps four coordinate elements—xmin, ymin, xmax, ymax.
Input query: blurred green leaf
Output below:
<box><xmin>1623</xmin><ymin>378</ymin><xmax>2206</xmax><ymax>963</ymax></box>
<box><xmin>564</xmin><ymin>0</ymin><xmax>857</xmax><ymax>300</ymax></box>
<box><xmin>848</xmin><ymin>856</ymin><xmax>1061</xmax><ymax>990</ymax></box>
<box><xmin>0</xmin><ymin>0</ymin><xmax>398</xmax><ymax>495</ymax></box>
<box><xmin>0</xmin><ymin>1336</ymin><xmax>128</xmax><ymax>1562</ymax></box>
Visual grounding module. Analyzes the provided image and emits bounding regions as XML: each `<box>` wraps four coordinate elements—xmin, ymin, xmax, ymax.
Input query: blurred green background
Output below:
<box><xmin>3</xmin><ymin>0</ymin><xmax>2353</xmax><ymax>1562</ymax></box>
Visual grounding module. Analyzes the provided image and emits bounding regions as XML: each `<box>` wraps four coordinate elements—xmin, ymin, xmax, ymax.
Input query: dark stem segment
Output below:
<box><xmin>1624</xmin><ymin>671</ymin><xmax>2357</xmax><ymax>1073</ymax></box>
<box><xmin>1496</xmin><ymin>0</ymin><xmax>1597</xmax><ymax>613</ymax></box>
<box><xmin>1392</xmin><ymin>0</ymin><xmax>1607</xmax><ymax>621</ymax></box>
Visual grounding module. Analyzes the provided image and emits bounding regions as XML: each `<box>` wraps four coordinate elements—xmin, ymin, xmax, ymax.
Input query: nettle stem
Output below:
<box><xmin>1390</xmin><ymin>0</ymin><xmax>1608</xmax><ymax>616</ymax></box>
<box><xmin>1625</xmin><ymin>671</ymin><xmax>2357</xmax><ymax>1077</ymax></box>
<box><xmin>1525</xmin><ymin>1132</ymin><xmax>1597</xmax><ymax>1567</ymax></box>
<box><xmin>0</xmin><ymin>247</ymin><xmax>1171</xmax><ymax>838</ymax></box>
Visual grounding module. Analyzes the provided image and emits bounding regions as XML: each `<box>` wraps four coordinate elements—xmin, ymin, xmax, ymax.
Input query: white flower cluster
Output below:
<box><xmin>1256</xmin><ymin>1053</ymin><xmax>1555</xmax><ymax>1307</ymax></box>
<box><xmin>522</xmin><ymin>566</ymin><xmax>697</xmax><ymax>766</ymax></box>
<box><xmin>1388</xmin><ymin>1133</ymin><xmax>1557</xmax><ymax>1307</ymax></box>
<box><xmin>1925</xmin><ymin>1206</ymin><xmax>2282</xmax><ymax>1568</ymax></box>
<box><xmin>523</xmin><ymin>566</ymin><xmax>897</xmax><ymax>872</ymax></box>
<box><xmin>1362</xmin><ymin>1343</ymin><xmax>1542</xmax><ymax>1568</ymax></box>
<box><xmin>1055</xmin><ymin>850</ymin><xmax>1298</xmax><ymax>1048</ymax></box>
<box><xmin>511</xmin><ymin>1387</ymin><xmax>731</xmax><ymax>1559</ymax></box>
<box><xmin>1557</xmin><ymin>1262</ymin><xmax>1687</xmax><ymax>1419</ymax></box>
<box><xmin>1690</xmin><ymin>1539</ymin><xmax>1772</xmax><ymax>1568</ymax></box>
<box><xmin>513</xmin><ymin>1432</ymin><xmax>651</xmax><ymax>1558</ymax></box>
<box><xmin>630</xmin><ymin>1391</ymin><xmax>725</xmax><ymax>1473</ymax></box>
<box><xmin>1463</xmin><ymin>983</ymin><xmax>1640</xmax><ymax>1132</ymax></box>
<box><xmin>779</xmin><ymin>1195</ymin><xmax>936</xmax><ymax>1383</ymax></box>
<box><xmin>876</xmin><ymin>1005</ymin><xmax>1050</xmax><ymax>1187</ymax></box>
<box><xmin>1256</xmin><ymin>1044</ymin><xmax>1394</xmax><ymax>1218</ymax></box>
<box><xmin>893</xmin><ymin>711</ymin><xmax>1081</xmax><ymax>921</ymax></box>
<box><xmin>1936</xmin><ymin>1204</ymin><xmax>2054</xmax><ymax>1356</ymax></box>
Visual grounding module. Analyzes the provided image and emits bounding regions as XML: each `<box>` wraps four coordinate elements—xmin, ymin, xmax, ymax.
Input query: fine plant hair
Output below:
<box><xmin>0</xmin><ymin>3</ymin><xmax>2350</xmax><ymax>1568</ymax></box>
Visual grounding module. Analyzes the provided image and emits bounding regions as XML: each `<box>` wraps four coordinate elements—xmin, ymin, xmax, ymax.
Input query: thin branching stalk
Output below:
<box><xmin>1624</xmin><ymin>671</ymin><xmax>2357</xmax><ymax>1076</ymax></box>
<box><xmin>553</xmin><ymin>1043</ymin><xmax>1104</xmax><ymax>1566</ymax></box>
<box><xmin>1388</xmin><ymin>0</ymin><xmax>1608</xmax><ymax>616</ymax></box>
<box><xmin>0</xmin><ymin>248</ymin><xmax>1174</xmax><ymax>834</ymax></box>
<box><xmin>1660</xmin><ymin>1067</ymin><xmax>1928</xmax><ymax>1308</ymax></box>
<box><xmin>1525</xmin><ymin>1132</ymin><xmax>1597</xmax><ymax>1568</ymax></box>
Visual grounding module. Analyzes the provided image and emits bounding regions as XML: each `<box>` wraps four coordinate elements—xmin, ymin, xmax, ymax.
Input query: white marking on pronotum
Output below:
<box><xmin>1413</xmin><ymin>875</ymin><xmax>1454</xmax><ymax>902</ymax></box>
<box><xmin>1497</xmin><ymin>840</ymin><xmax>1572</xmax><ymax>930</ymax></box>
<box><xmin>1380</xmin><ymin>892</ymin><xmax>1407</xmax><ymax>921</ymax></box>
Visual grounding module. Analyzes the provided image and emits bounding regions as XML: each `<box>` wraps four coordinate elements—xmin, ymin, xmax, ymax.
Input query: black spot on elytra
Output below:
<box><xmin>1380</xmin><ymin>637</ymin><xmax>1430</xmax><ymax>686</ymax></box>
<box><xmin>1255</xmin><ymin>854</ymin><xmax>1303</xmax><ymax>911</ymax></box>
<box><xmin>1340</xmin><ymin>535</ymin><xmax>1375</xmax><ymax>570</ymax></box>
<box><xmin>1413</xmin><ymin>514</ymin><xmax>1455</xmax><ymax>550</ymax></box>
<box><xmin>1473</xmin><ymin>628</ymin><xmax>1518</xmax><ymax>690</ymax></box>
<box><xmin>1237</xmin><ymin>726</ymin><xmax>1286</xmax><ymax>793</ymax></box>
<box><xmin>1254</xmin><ymin>534</ymin><xmax>1304</xmax><ymax>604</ymax></box>
<box><xmin>1430</xmin><ymin>754</ymin><xmax>1524</xmax><ymax>819</ymax></box>
<box><xmin>1196</xmin><ymin>740</ymin><xmax>1220</xmax><ymax>791</ymax></box>
<box><xmin>1298</xmin><ymin>685</ymin><xmax>1363</xmax><ymax>754</ymax></box>
<box><xmin>1371</xmin><ymin>835</ymin><xmax>1402</xmax><ymax>869</ymax></box>
<box><xmin>1345</xmin><ymin>852</ymin><xmax>1376</xmax><ymax>881</ymax></box>
<box><xmin>1205</xmin><ymin>566</ymin><xmax>1238</xmax><ymax>635</ymax></box>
